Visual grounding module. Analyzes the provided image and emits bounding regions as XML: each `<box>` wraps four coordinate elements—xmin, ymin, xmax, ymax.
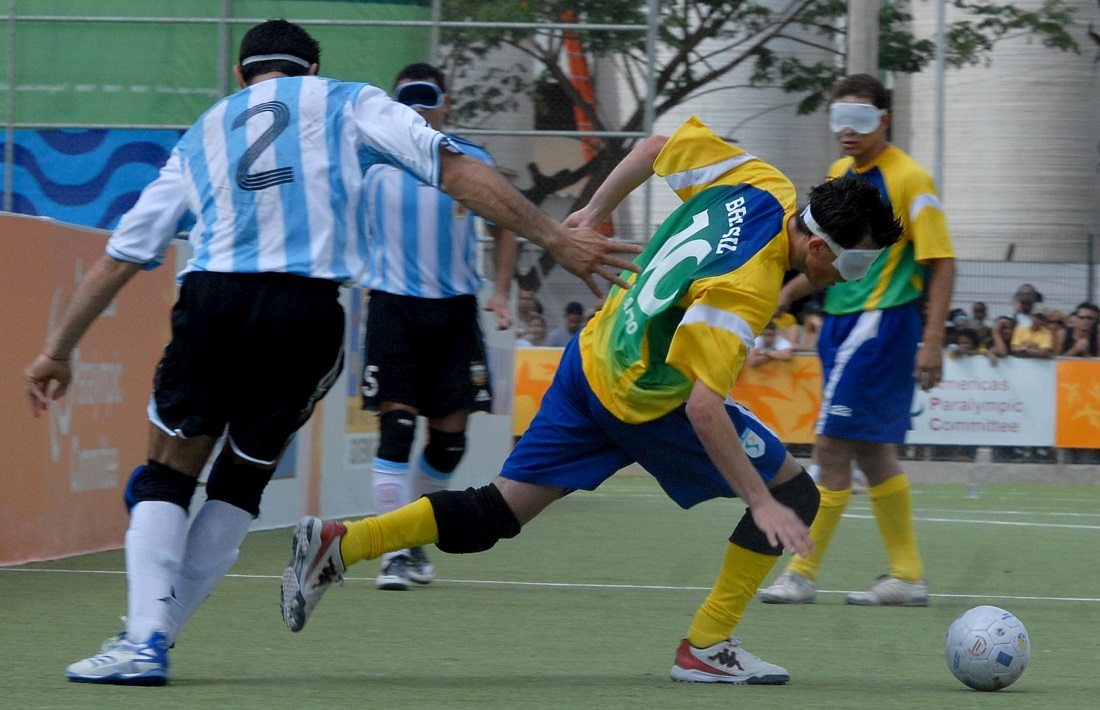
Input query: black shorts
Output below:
<box><xmin>361</xmin><ymin>291</ymin><xmax>492</xmax><ymax>418</ymax></box>
<box><xmin>152</xmin><ymin>271</ymin><xmax>345</xmax><ymax>464</ymax></box>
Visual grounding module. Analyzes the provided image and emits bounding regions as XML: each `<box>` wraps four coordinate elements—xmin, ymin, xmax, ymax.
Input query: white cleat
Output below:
<box><xmin>281</xmin><ymin>516</ymin><xmax>347</xmax><ymax>632</ymax></box>
<box><xmin>759</xmin><ymin>570</ymin><xmax>817</xmax><ymax>604</ymax></box>
<box><xmin>846</xmin><ymin>575</ymin><xmax>929</xmax><ymax>607</ymax></box>
<box><xmin>670</xmin><ymin>637</ymin><xmax>790</xmax><ymax>684</ymax></box>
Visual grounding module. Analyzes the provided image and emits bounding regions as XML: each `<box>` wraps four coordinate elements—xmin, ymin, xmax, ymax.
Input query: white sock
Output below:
<box><xmin>372</xmin><ymin>458</ymin><xmax>411</xmax><ymax>561</ymax></box>
<box><xmin>125</xmin><ymin>501</ymin><xmax>188</xmax><ymax>641</ymax></box>
<box><xmin>164</xmin><ymin>500</ymin><xmax>253</xmax><ymax>645</ymax></box>
<box><xmin>414</xmin><ymin>452</ymin><xmax>454</xmax><ymax>497</ymax></box>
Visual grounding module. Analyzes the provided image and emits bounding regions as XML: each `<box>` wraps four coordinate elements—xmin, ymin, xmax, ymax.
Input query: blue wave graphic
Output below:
<box><xmin>0</xmin><ymin>129</ymin><xmax>184</xmax><ymax>231</ymax></box>
<box><xmin>9</xmin><ymin>192</ymin><xmax>40</xmax><ymax>217</ymax></box>
<box><xmin>37</xmin><ymin>129</ymin><xmax>109</xmax><ymax>155</ymax></box>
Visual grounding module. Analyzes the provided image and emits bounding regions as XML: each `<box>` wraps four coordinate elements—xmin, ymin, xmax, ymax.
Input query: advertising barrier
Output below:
<box><xmin>1</xmin><ymin>214</ymin><xmax>176</xmax><ymax>565</ymax></box>
<box><xmin>1</xmin><ymin>219</ymin><xmax>518</xmax><ymax>565</ymax></box>
<box><xmin>1055</xmin><ymin>359</ymin><xmax>1100</xmax><ymax>448</ymax></box>
<box><xmin>512</xmin><ymin>347</ymin><xmax>1100</xmax><ymax>449</ymax></box>
<box><xmin>908</xmin><ymin>357</ymin><xmax>1055</xmax><ymax>445</ymax></box>
<box><xmin>729</xmin><ymin>356</ymin><xmax>822</xmax><ymax>444</ymax></box>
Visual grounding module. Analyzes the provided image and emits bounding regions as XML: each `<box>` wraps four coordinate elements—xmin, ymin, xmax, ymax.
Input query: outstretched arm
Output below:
<box><xmin>24</xmin><ymin>254</ymin><xmax>142</xmax><ymax>416</ymax></box>
<box><xmin>439</xmin><ymin>152</ymin><xmax>641</xmax><ymax>298</ymax></box>
<box><xmin>564</xmin><ymin>135</ymin><xmax>669</xmax><ymax>231</ymax></box>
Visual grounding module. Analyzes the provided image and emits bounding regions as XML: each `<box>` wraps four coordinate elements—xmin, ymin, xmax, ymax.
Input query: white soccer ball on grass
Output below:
<box><xmin>944</xmin><ymin>605</ymin><xmax>1030</xmax><ymax>691</ymax></box>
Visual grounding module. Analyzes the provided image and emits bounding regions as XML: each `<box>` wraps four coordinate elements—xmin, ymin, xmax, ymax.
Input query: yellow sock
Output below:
<box><xmin>687</xmin><ymin>543</ymin><xmax>777</xmax><ymax>648</ymax></box>
<box><xmin>788</xmin><ymin>486</ymin><xmax>851</xmax><ymax>580</ymax></box>
<box><xmin>340</xmin><ymin>497</ymin><xmax>439</xmax><ymax>566</ymax></box>
<box><xmin>869</xmin><ymin>473</ymin><xmax>924</xmax><ymax>581</ymax></box>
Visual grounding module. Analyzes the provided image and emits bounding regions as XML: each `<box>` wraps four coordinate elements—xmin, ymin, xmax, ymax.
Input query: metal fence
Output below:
<box><xmin>5</xmin><ymin>3</ymin><xmax>1099</xmax><ymax>470</ymax></box>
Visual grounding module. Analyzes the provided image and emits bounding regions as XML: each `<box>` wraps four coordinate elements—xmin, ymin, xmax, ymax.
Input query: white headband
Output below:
<box><xmin>801</xmin><ymin>205</ymin><xmax>884</xmax><ymax>282</ymax></box>
<box><xmin>241</xmin><ymin>53</ymin><xmax>311</xmax><ymax>68</ymax></box>
<box><xmin>801</xmin><ymin>204</ymin><xmax>834</xmax><ymax>242</ymax></box>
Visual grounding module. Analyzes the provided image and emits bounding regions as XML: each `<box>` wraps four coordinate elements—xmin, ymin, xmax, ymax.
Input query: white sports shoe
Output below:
<box><xmin>846</xmin><ymin>575</ymin><xmax>929</xmax><ymax>607</ymax></box>
<box><xmin>376</xmin><ymin>554</ymin><xmax>412</xmax><ymax>591</ymax></box>
<box><xmin>65</xmin><ymin>631</ymin><xmax>169</xmax><ymax>685</ymax></box>
<box><xmin>406</xmin><ymin>546</ymin><xmax>435</xmax><ymax>585</ymax></box>
<box><xmin>759</xmin><ymin>571</ymin><xmax>817</xmax><ymax>604</ymax></box>
<box><xmin>281</xmin><ymin>516</ymin><xmax>347</xmax><ymax>632</ymax></box>
<box><xmin>670</xmin><ymin>638</ymin><xmax>790</xmax><ymax>684</ymax></box>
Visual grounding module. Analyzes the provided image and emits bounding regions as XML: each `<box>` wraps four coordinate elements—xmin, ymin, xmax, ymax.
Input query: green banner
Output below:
<box><xmin>1</xmin><ymin>0</ymin><xmax>431</xmax><ymax>126</ymax></box>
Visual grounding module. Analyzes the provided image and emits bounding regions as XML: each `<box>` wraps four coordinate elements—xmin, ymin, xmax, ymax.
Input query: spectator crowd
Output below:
<box><xmin>512</xmin><ymin>282</ymin><xmax>1100</xmax><ymax>466</ymax></box>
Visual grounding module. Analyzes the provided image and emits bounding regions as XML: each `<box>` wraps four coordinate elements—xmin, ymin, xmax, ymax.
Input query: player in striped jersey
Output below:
<box><xmin>357</xmin><ymin>63</ymin><xmax>518</xmax><ymax>591</ymax></box>
<box><xmin>281</xmin><ymin>116</ymin><xmax>903</xmax><ymax>684</ymax></box>
<box><xmin>761</xmin><ymin>74</ymin><xmax>956</xmax><ymax>608</ymax></box>
<box><xmin>23</xmin><ymin>20</ymin><xmax>639</xmax><ymax>686</ymax></box>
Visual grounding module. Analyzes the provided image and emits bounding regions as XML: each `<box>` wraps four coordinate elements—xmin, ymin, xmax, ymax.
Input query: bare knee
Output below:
<box><xmin>815</xmin><ymin>435</ymin><xmax>855</xmax><ymax>489</ymax></box>
<box><xmin>853</xmin><ymin>442</ymin><xmax>902</xmax><ymax>484</ymax></box>
<box><xmin>491</xmin><ymin>477</ymin><xmax>565</xmax><ymax>525</ymax></box>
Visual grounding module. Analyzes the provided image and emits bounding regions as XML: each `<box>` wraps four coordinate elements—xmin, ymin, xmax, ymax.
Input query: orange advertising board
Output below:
<box><xmin>1</xmin><ymin>214</ymin><xmax>175</xmax><ymax>564</ymax></box>
<box><xmin>729</xmin><ymin>355</ymin><xmax>822</xmax><ymax>444</ymax></box>
<box><xmin>1054</xmin><ymin>359</ymin><xmax>1100</xmax><ymax>448</ymax></box>
<box><xmin>512</xmin><ymin>348</ymin><xmax>822</xmax><ymax>443</ymax></box>
<box><xmin>512</xmin><ymin>350</ymin><xmax>1100</xmax><ymax>450</ymax></box>
<box><xmin>512</xmin><ymin>347</ymin><xmax>566</xmax><ymax>436</ymax></box>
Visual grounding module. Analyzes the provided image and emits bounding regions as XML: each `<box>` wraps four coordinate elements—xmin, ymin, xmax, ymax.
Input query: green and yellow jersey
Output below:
<box><xmin>823</xmin><ymin>145</ymin><xmax>955</xmax><ymax>315</ymax></box>
<box><xmin>580</xmin><ymin>116</ymin><xmax>795</xmax><ymax>424</ymax></box>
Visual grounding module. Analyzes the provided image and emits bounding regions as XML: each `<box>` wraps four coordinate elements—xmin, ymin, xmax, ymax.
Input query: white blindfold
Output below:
<box><xmin>801</xmin><ymin>205</ymin><xmax>884</xmax><ymax>282</ymax></box>
<box><xmin>829</xmin><ymin>102</ymin><xmax>886</xmax><ymax>134</ymax></box>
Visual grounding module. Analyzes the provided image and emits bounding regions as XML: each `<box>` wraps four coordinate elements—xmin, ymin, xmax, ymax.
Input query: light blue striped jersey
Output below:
<box><xmin>106</xmin><ymin>75</ymin><xmax>449</xmax><ymax>283</ymax></box>
<box><xmin>359</xmin><ymin>136</ymin><xmax>495</xmax><ymax>298</ymax></box>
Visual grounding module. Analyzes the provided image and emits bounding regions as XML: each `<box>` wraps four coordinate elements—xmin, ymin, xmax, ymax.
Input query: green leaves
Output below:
<box><xmin>434</xmin><ymin>0</ymin><xmax>1078</xmax><ymax>207</ymax></box>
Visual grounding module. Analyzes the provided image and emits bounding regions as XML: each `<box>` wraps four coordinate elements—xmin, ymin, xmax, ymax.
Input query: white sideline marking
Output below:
<box><xmin>845</xmin><ymin>504</ymin><xmax>1100</xmax><ymax>519</ymax></box>
<box><xmin>842</xmin><ymin>512</ymin><xmax>1100</xmax><ymax>530</ymax></box>
<box><xmin>4</xmin><ymin>567</ymin><xmax>1100</xmax><ymax>603</ymax></box>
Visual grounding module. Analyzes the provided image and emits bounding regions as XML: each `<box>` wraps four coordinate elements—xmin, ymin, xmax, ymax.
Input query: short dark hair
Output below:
<box><xmin>956</xmin><ymin>327</ymin><xmax>980</xmax><ymax>345</ymax></box>
<box><xmin>832</xmin><ymin>74</ymin><xmax>890</xmax><ymax>111</ymax></box>
<box><xmin>1075</xmin><ymin>301</ymin><xmax>1099</xmax><ymax>315</ymax></box>
<box><xmin>1016</xmin><ymin>283</ymin><xmax>1043</xmax><ymax>301</ymax></box>
<box><xmin>239</xmin><ymin>20</ymin><xmax>320</xmax><ymax>83</ymax></box>
<box><xmin>395</xmin><ymin>62</ymin><xmax>446</xmax><ymax>93</ymax></box>
<box><xmin>799</xmin><ymin>175</ymin><xmax>903</xmax><ymax>250</ymax></box>
<box><xmin>565</xmin><ymin>301</ymin><xmax>584</xmax><ymax>316</ymax></box>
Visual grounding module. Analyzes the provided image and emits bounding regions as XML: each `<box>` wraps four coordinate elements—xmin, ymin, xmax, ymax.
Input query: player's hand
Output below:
<box><xmin>549</xmin><ymin>226</ymin><xmax>641</xmax><ymax>299</ymax></box>
<box><xmin>484</xmin><ymin>294</ymin><xmax>512</xmax><ymax>331</ymax></box>
<box><xmin>562</xmin><ymin>207</ymin><xmax>596</xmax><ymax>231</ymax></box>
<box><xmin>750</xmin><ymin>499</ymin><xmax>814</xmax><ymax>558</ymax></box>
<box><xmin>24</xmin><ymin>354</ymin><xmax>72</xmax><ymax>417</ymax></box>
<box><xmin>913</xmin><ymin>342</ymin><xmax>944</xmax><ymax>391</ymax></box>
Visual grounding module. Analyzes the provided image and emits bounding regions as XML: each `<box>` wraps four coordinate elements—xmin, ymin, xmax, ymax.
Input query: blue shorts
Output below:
<box><xmin>500</xmin><ymin>338</ymin><xmax>788</xmax><ymax>509</ymax></box>
<box><xmin>815</xmin><ymin>303</ymin><xmax>920</xmax><ymax>443</ymax></box>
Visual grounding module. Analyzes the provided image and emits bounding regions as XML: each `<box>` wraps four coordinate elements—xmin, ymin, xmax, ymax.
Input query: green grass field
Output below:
<box><xmin>3</xmin><ymin>478</ymin><xmax>1098</xmax><ymax>709</ymax></box>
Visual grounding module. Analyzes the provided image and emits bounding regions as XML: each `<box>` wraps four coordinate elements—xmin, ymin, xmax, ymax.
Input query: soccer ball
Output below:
<box><xmin>944</xmin><ymin>605</ymin><xmax>1030</xmax><ymax>691</ymax></box>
